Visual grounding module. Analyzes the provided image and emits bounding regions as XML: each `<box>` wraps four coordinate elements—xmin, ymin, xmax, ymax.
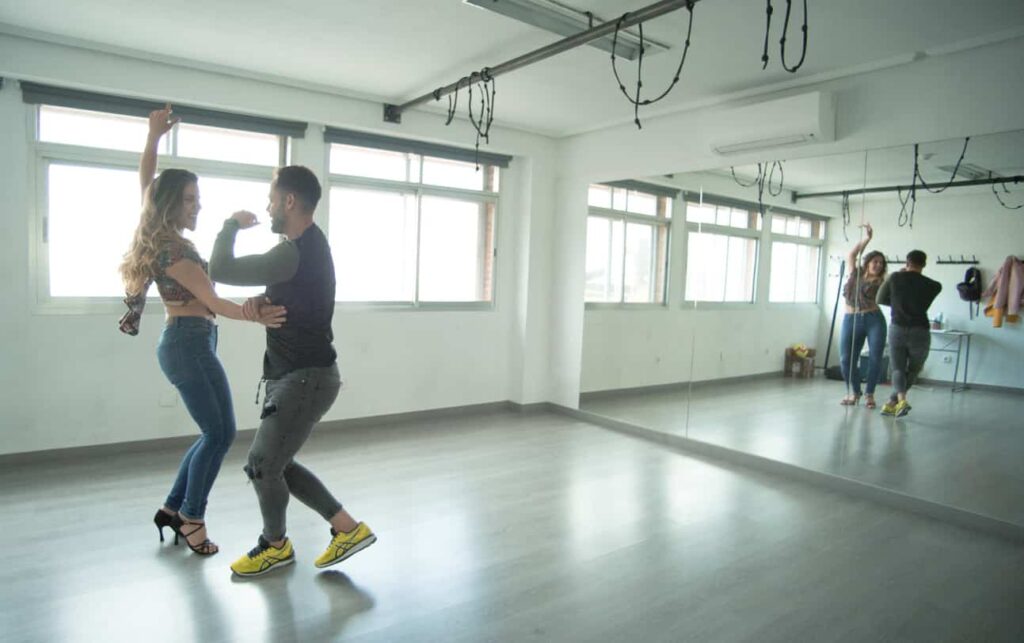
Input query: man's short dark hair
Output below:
<box><xmin>906</xmin><ymin>250</ymin><xmax>927</xmax><ymax>268</ymax></box>
<box><xmin>274</xmin><ymin>166</ymin><xmax>322</xmax><ymax>211</ymax></box>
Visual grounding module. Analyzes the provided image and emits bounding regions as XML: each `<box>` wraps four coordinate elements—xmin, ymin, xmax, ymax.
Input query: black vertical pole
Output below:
<box><xmin>823</xmin><ymin>260</ymin><xmax>845</xmax><ymax>371</ymax></box>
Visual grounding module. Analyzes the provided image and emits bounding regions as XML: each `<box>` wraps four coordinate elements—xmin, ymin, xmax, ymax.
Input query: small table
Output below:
<box><xmin>929</xmin><ymin>329</ymin><xmax>972</xmax><ymax>392</ymax></box>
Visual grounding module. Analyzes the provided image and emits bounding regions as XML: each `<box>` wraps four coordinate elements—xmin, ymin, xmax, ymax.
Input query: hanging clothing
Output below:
<box><xmin>981</xmin><ymin>256</ymin><xmax>1024</xmax><ymax>328</ymax></box>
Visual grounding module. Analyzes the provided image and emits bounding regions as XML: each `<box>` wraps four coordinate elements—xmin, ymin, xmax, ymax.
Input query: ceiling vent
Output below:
<box><xmin>463</xmin><ymin>0</ymin><xmax>669</xmax><ymax>60</ymax></box>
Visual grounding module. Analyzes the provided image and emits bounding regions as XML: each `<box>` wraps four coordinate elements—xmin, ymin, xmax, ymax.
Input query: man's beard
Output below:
<box><xmin>271</xmin><ymin>216</ymin><xmax>285</xmax><ymax>234</ymax></box>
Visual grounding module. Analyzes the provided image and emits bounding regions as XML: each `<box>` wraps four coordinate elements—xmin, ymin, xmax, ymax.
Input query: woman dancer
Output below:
<box><xmin>119</xmin><ymin>105</ymin><xmax>285</xmax><ymax>555</ymax></box>
<box><xmin>838</xmin><ymin>223</ymin><xmax>888</xmax><ymax>408</ymax></box>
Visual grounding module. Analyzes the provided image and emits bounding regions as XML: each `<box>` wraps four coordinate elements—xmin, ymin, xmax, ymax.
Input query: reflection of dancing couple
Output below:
<box><xmin>839</xmin><ymin>224</ymin><xmax>941</xmax><ymax>417</ymax></box>
<box><xmin>121</xmin><ymin>105</ymin><xmax>375</xmax><ymax>577</ymax></box>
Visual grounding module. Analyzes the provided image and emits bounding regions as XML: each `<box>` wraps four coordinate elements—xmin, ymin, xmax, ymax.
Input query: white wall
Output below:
<box><xmin>0</xmin><ymin>32</ymin><xmax>559</xmax><ymax>454</ymax></box>
<box><xmin>820</xmin><ymin>190</ymin><xmax>1024</xmax><ymax>389</ymax></box>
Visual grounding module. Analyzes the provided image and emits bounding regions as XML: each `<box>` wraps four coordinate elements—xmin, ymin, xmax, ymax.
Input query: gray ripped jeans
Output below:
<box><xmin>246</xmin><ymin>364</ymin><xmax>343</xmax><ymax>542</ymax></box>
<box><xmin>888</xmin><ymin>324</ymin><xmax>931</xmax><ymax>396</ymax></box>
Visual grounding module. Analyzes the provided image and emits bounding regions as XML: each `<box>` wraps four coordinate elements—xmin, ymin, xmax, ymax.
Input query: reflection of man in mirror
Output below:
<box><xmin>876</xmin><ymin>250</ymin><xmax>942</xmax><ymax>417</ymax></box>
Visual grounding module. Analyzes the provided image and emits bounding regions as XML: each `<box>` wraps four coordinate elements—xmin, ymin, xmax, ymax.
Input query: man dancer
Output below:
<box><xmin>210</xmin><ymin>166</ymin><xmax>375</xmax><ymax>577</ymax></box>
<box><xmin>876</xmin><ymin>250</ymin><xmax>942</xmax><ymax>418</ymax></box>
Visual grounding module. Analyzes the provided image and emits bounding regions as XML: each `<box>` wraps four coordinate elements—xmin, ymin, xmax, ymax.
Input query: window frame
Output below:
<box><xmin>584</xmin><ymin>184</ymin><xmax>673</xmax><ymax>308</ymax></box>
<box><xmin>681</xmin><ymin>198</ymin><xmax>761</xmax><ymax>306</ymax></box>
<box><xmin>766</xmin><ymin>213</ymin><xmax>827</xmax><ymax>305</ymax></box>
<box><xmin>325</xmin><ymin>149</ymin><xmax>501</xmax><ymax>311</ymax></box>
<box><xmin>29</xmin><ymin>105</ymin><xmax>288</xmax><ymax>314</ymax></box>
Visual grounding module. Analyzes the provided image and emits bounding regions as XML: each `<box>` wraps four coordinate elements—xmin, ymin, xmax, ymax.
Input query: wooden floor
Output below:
<box><xmin>2</xmin><ymin>411</ymin><xmax>1023</xmax><ymax>642</ymax></box>
<box><xmin>582</xmin><ymin>377</ymin><xmax>1024</xmax><ymax>527</ymax></box>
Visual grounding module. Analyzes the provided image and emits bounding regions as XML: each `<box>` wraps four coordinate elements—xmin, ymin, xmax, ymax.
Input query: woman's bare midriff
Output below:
<box><xmin>164</xmin><ymin>300</ymin><xmax>215</xmax><ymax>321</ymax></box>
<box><xmin>845</xmin><ymin>305</ymin><xmax>880</xmax><ymax>314</ymax></box>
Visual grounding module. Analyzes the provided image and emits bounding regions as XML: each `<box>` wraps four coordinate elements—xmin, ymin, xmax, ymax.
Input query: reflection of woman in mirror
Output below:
<box><xmin>839</xmin><ymin>223</ymin><xmax>888</xmax><ymax>408</ymax></box>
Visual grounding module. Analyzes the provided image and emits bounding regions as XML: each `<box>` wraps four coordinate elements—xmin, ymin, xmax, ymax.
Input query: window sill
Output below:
<box><xmin>333</xmin><ymin>301</ymin><xmax>495</xmax><ymax>312</ymax></box>
<box><xmin>585</xmin><ymin>302</ymin><xmax>668</xmax><ymax>310</ymax></box>
<box><xmin>680</xmin><ymin>301</ymin><xmax>757</xmax><ymax>311</ymax></box>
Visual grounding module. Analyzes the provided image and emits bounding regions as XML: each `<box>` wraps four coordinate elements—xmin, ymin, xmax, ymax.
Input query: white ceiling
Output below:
<box><xmin>1</xmin><ymin>0</ymin><xmax>1023</xmax><ymax>136</ymax></box>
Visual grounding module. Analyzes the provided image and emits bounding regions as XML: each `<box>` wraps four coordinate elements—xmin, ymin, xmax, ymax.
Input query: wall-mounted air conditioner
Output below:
<box><xmin>711</xmin><ymin>91</ymin><xmax>836</xmax><ymax>155</ymax></box>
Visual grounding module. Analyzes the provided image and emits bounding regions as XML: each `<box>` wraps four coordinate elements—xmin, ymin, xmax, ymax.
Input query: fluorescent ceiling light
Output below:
<box><xmin>713</xmin><ymin>134</ymin><xmax>818</xmax><ymax>156</ymax></box>
<box><xmin>464</xmin><ymin>0</ymin><xmax>670</xmax><ymax>61</ymax></box>
<box><xmin>937</xmin><ymin>162</ymin><xmax>991</xmax><ymax>181</ymax></box>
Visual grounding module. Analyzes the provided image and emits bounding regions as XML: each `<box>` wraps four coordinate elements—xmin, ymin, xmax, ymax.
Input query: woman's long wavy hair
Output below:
<box><xmin>860</xmin><ymin>250</ymin><xmax>888</xmax><ymax>280</ymax></box>
<box><xmin>119</xmin><ymin>169</ymin><xmax>198</xmax><ymax>296</ymax></box>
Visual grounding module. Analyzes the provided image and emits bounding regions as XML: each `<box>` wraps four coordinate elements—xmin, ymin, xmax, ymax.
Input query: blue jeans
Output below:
<box><xmin>839</xmin><ymin>309</ymin><xmax>888</xmax><ymax>396</ymax></box>
<box><xmin>157</xmin><ymin>317</ymin><xmax>237</xmax><ymax>520</ymax></box>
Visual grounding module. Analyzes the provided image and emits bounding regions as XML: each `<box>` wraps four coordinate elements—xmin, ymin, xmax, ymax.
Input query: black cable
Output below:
<box><xmin>991</xmin><ymin>174</ymin><xmax>1024</xmax><ymax>210</ymax></box>
<box><xmin>894</xmin><ymin>137</ymin><xmax>969</xmax><ymax>227</ymax></box>
<box><xmin>896</xmin><ymin>184</ymin><xmax>916</xmax><ymax>228</ymax></box>
<box><xmin>761</xmin><ymin>1</ymin><xmax>774</xmax><ymax>69</ymax></box>
<box><xmin>841</xmin><ymin>191</ymin><xmax>850</xmax><ymax>242</ymax></box>
<box><xmin>732</xmin><ymin>161</ymin><xmax>784</xmax><ymax>215</ymax></box>
<box><xmin>756</xmin><ymin>165</ymin><xmax>768</xmax><ymax>215</ymax></box>
<box><xmin>611</xmin><ymin>1</ymin><xmax>695</xmax><ymax>129</ymax></box>
<box><xmin>731</xmin><ymin>166</ymin><xmax>759</xmax><ymax>188</ymax></box>
<box><xmin>444</xmin><ymin>86</ymin><xmax>459</xmax><ymax>126</ymax></box>
<box><xmin>779</xmin><ymin>0</ymin><xmax>808</xmax><ymax>73</ymax></box>
<box><xmin>466</xmin><ymin>68</ymin><xmax>496</xmax><ymax>170</ymax></box>
<box><xmin>915</xmin><ymin>137</ymin><xmax>970</xmax><ymax>194</ymax></box>
<box><xmin>767</xmin><ymin>160</ymin><xmax>784</xmax><ymax>196</ymax></box>
<box><xmin>634</xmin><ymin>21</ymin><xmax>645</xmax><ymax>129</ymax></box>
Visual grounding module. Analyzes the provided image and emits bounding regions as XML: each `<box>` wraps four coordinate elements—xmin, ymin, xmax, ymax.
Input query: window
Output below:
<box><xmin>770</xmin><ymin>213</ymin><xmax>824</xmax><ymax>239</ymax></box>
<box><xmin>35</xmin><ymin>104</ymin><xmax>287</xmax><ymax>302</ymax></box>
<box><xmin>769</xmin><ymin>242</ymin><xmax>820</xmax><ymax>303</ymax></box>
<box><xmin>585</xmin><ymin>184</ymin><xmax>672</xmax><ymax>304</ymax></box>
<box><xmin>684</xmin><ymin>200</ymin><xmax>759</xmax><ymax>303</ymax></box>
<box><xmin>768</xmin><ymin>213</ymin><xmax>825</xmax><ymax>303</ymax></box>
<box><xmin>39</xmin><ymin>105</ymin><xmax>282</xmax><ymax>166</ymax></box>
<box><xmin>39</xmin><ymin>105</ymin><xmax>164</xmax><ymax>154</ymax></box>
<box><xmin>328</xmin><ymin>144</ymin><xmax>499</xmax><ymax>305</ymax></box>
<box><xmin>46</xmin><ymin>163</ymin><xmax>140</xmax><ymax>298</ymax></box>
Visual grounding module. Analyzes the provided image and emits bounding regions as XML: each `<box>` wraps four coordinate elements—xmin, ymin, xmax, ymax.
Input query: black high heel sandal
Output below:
<box><xmin>154</xmin><ymin>509</ymin><xmax>179</xmax><ymax>544</ymax></box>
<box><xmin>171</xmin><ymin>515</ymin><xmax>219</xmax><ymax>556</ymax></box>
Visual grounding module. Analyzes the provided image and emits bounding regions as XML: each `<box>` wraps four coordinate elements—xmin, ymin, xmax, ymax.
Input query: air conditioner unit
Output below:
<box><xmin>711</xmin><ymin>92</ymin><xmax>836</xmax><ymax>156</ymax></box>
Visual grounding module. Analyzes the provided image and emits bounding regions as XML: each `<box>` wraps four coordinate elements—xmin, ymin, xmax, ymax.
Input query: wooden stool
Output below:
<box><xmin>784</xmin><ymin>347</ymin><xmax>816</xmax><ymax>378</ymax></box>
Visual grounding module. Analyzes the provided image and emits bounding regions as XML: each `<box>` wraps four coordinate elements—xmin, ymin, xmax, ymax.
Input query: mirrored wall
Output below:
<box><xmin>580</xmin><ymin>129</ymin><xmax>1024</xmax><ymax>528</ymax></box>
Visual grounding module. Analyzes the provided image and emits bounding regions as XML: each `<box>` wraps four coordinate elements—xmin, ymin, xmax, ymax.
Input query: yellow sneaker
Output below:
<box><xmin>880</xmin><ymin>400</ymin><xmax>898</xmax><ymax>416</ymax></box>
<box><xmin>230</xmin><ymin>536</ymin><xmax>295</xmax><ymax>577</ymax></box>
<box><xmin>894</xmin><ymin>400</ymin><xmax>912</xmax><ymax>418</ymax></box>
<box><xmin>314</xmin><ymin>522</ymin><xmax>376</xmax><ymax>569</ymax></box>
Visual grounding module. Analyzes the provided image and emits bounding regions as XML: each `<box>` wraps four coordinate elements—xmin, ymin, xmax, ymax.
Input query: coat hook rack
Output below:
<box><xmin>935</xmin><ymin>254</ymin><xmax>979</xmax><ymax>265</ymax></box>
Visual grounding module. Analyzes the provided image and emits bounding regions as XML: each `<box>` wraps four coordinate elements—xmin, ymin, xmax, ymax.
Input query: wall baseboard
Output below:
<box><xmin>916</xmin><ymin>378</ymin><xmax>1023</xmax><ymax>395</ymax></box>
<box><xmin>317</xmin><ymin>401</ymin><xmax>515</xmax><ymax>431</ymax></box>
<box><xmin>580</xmin><ymin>371</ymin><xmax>780</xmax><ymax>402</ymax></box>
<box><xmin>0</xmin><ymin>400</ymin><xmax>518</xmax><ymax>466</ymax></box>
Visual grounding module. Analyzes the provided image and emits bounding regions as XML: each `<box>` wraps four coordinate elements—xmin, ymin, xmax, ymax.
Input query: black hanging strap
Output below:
<box><xmin>611</xmin><ymin>1</ymin><xmax>696</xmax><ymax>129</ymax></box>
<box><xmin>779</xmin><ymin>0</ymin><xmax>809</xmax><ymax>73</ymax></box>
<box><xmin>761</xmin><ymin>1</ymin><xmax>774</xmax><ymax>69</ymax></box>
